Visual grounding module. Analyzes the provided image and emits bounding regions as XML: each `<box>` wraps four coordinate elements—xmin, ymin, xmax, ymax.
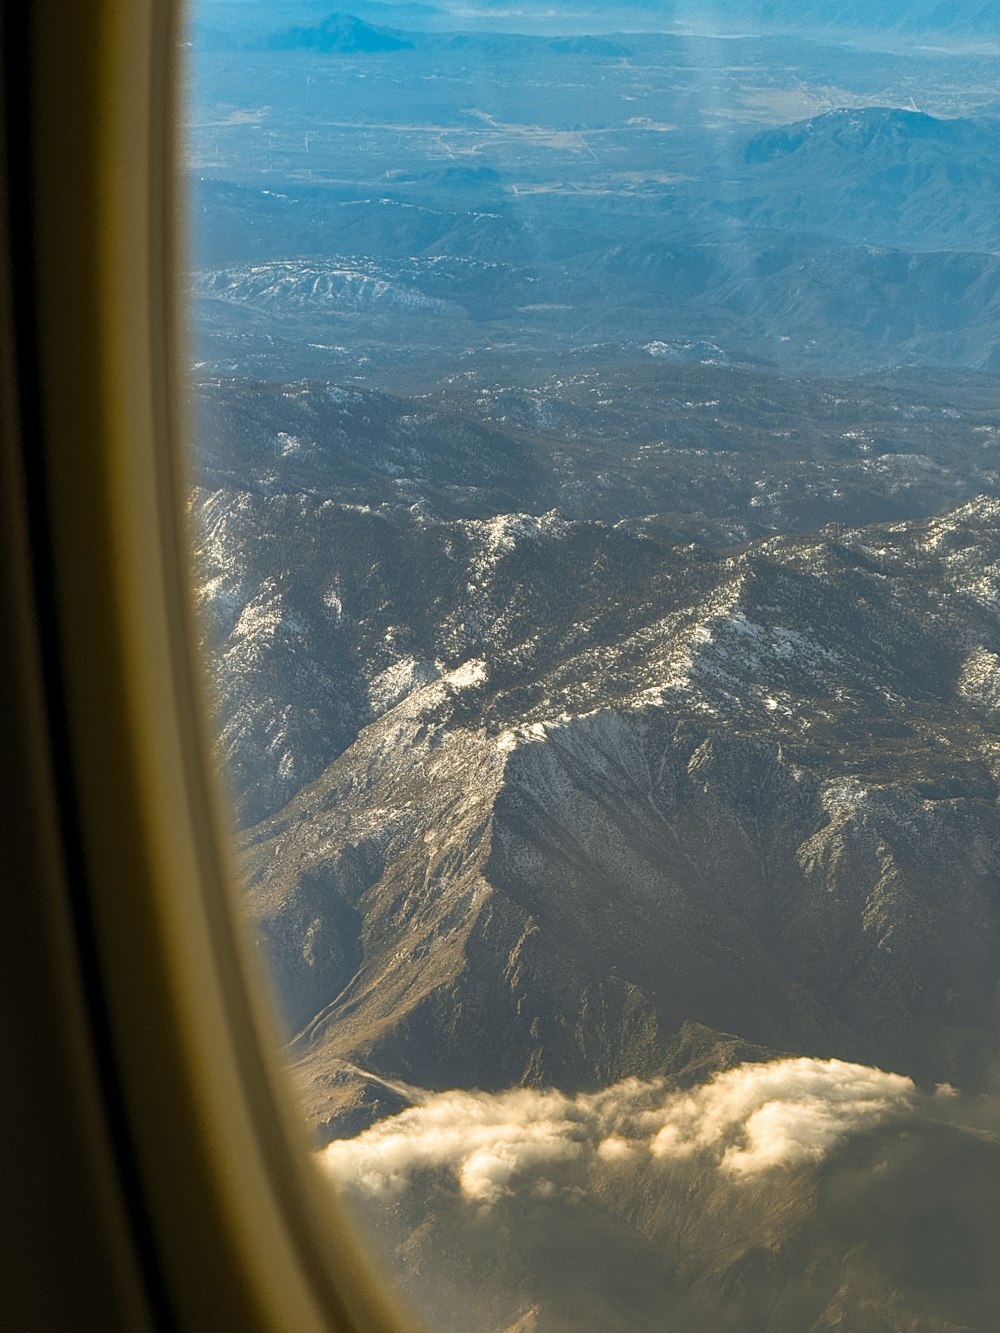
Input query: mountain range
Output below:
<box><xmin>188</xmin><ymin>11</ymin><xmax>1000</xmax><ymax>1325</ymax></box>
<box><xmin>190</xmin><ymin>101</ymin><xmax>1000</xmax><ymax>378</ymax></box>
<box><xmin>192</xmin><ymin>359</ymin><xmax>1000</xmax><ymax>1329</ymax></box>
<box><xmin>191</xmin><ymin>365</ymin><xmax>1000</xmax><ymax>1117</ymax></box>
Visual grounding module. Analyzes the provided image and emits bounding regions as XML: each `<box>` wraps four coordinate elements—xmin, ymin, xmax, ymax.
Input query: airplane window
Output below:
<box><xmin>188</xmin><ymin>2</ymin><xmax>1000</xmax><ymax>1329</ymax></box>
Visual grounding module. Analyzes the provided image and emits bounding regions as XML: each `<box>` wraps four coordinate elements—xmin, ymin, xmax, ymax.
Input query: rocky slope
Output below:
<box><xmin>194</xmin><ymin>467</ymin><xmax>1000</xmax><ymax>1110</ymax></box>
<box><xmin>193</xmin><ymin>367</ymin><xmax>1000</xmax><ymax>823</ymax></box>
<box><xmin>233</xmin><ymin>496</ymin><xmax>1000</xmax><ymax>1139</ymax></box>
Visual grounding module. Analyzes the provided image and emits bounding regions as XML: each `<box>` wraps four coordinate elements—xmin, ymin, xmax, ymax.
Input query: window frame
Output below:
<box><xmin>0</xmin><ymin>6</ymin><xmax>408</xmax><ymax>1329</ymax></box>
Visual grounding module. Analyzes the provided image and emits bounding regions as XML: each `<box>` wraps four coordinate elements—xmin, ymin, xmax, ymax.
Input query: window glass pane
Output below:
<box><xmin>188</xmin><ymin>3</ymin><xmax>1000</xmax><ymax>1328</ymax></box>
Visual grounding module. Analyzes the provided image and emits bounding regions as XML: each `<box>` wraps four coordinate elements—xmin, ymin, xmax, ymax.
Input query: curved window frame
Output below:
<box><xmin>0</xmin><ymin>6</ymin><xmax>407</xmax><ymax>1329</ymax></box>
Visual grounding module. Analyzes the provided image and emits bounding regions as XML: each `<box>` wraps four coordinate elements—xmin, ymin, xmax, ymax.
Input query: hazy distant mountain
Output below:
<box><xmin>735</xmin><ymin>108</ymin><xmax>1000</xmax><ymax>252</ymax></box>
<box><xmin>191</xmin><ymin>220</ymin><xmax>1000</xmax><ymax>381</ymax></box>
<box><xmin>264</xmin><ymin>13</ymin><xmax>414</xmax><ymax>51</ymax></box>
<box><xmin>189</xmin><ymin>91</ymin><xmax>1000</xmax><ymax>379</ymax></box>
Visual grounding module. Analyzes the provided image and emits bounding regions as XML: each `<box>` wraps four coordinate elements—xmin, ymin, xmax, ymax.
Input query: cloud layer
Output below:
<box><xmin>320</xmin><ymin>1057</ymin><xmax>915</xmax><ymax>1204</ymax></box>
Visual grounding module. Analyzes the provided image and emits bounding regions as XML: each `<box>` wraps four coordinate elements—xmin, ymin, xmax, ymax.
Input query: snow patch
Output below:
<box><xmin>368</xmin><ymin>657</ymin><xmax>442</xmax><ymax>715</ymax></box>
<box><xmin>957</xmin><ymin>645</ymin><xmax>1000</xmax><ymax>710</ymax></box>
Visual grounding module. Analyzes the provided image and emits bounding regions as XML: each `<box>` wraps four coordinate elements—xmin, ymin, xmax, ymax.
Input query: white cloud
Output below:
<box><xmin>319</xmin><ymin>1057</ymin><xmax>915</xmax><ymax>1204</ymax></box>
<box><xmin>651</xmin><ymin>1057</ymin><xmax>914</xmax><ymax>1175</ymax></box>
